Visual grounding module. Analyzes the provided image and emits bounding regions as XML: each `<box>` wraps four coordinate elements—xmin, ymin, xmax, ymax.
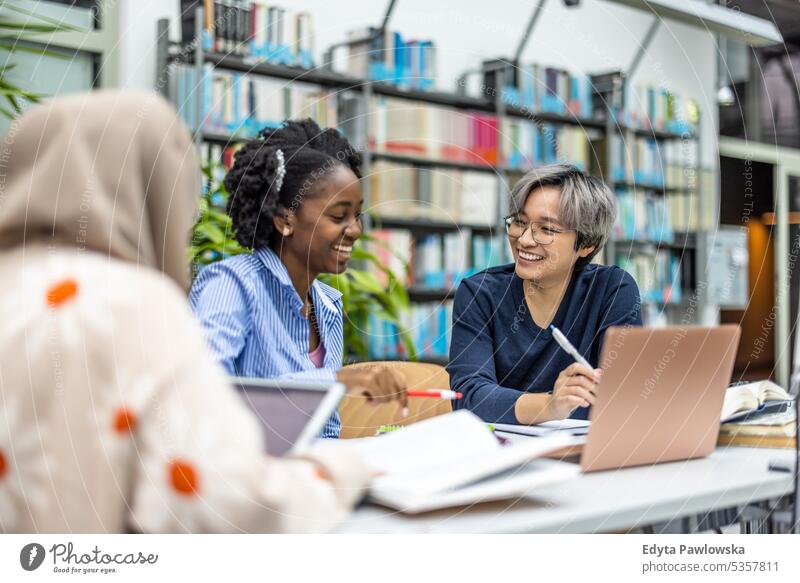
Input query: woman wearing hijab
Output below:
<box><xmin>0</xmin><ymin>90</ymin><xmax>371</xmax><ymax>533</ymax></box>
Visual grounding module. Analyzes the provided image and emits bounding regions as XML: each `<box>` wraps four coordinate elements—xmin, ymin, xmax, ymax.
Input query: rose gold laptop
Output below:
<box><xmin>580</xmin><ymin>325</ymin><xmax>741</xmax><ymax>472</ymax></box>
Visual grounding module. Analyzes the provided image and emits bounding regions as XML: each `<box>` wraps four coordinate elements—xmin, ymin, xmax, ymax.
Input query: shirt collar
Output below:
<box><xmin>254</xmin><ymin>246</ymin><xmax>343</xmax><ymax>314</ymax></box>
<box><xmin>254</xmin><ymin>247</ymin><xmax>294</xmax><ymax>288</ymax></box>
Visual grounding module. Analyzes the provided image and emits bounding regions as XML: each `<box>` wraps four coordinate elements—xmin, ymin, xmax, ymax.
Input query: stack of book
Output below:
<box><xmin>170</xmin><ymin>64</ymin><xmax>337</xmax><ymax>136</ymax></box>
<box><xmin>346</xmin><ymin>27</ymin><xmax>436</xmax><ymax>90</ymax></box>
<box><xmin>369</xmin><ymin>159</ymin><xmax>499</xmax><ymax>227</ymax></box>
<box><xmin>718</xmin><ymin>381</ymin><xmax>796</xmax><ymax>449</ymax></box>
<box><xmin>181</xmin><ymin>1</ymin><xmax>315</xmax><ymax>68</ymax></box>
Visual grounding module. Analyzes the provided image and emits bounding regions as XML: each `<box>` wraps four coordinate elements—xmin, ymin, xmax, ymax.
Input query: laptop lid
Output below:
<box><xmin>231</xmin><ymin>377</ymin><xmax>345</xmax><ymax>456</ymax></box>
<box><xmin>581</xmin><ymin>325</ymin><xmax>741</xmax><ymax>472</ymax></box>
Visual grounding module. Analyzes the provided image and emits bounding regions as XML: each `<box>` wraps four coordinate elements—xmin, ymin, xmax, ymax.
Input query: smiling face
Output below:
<box><xmin>509</xmin><ymin>185</ymin><xmax>594</xmax><ymax>286</ymax></box>
<box><xmin>277</xmin><ymin>164</ymin><xmax>363</xmax><ymax>276</ymax></box>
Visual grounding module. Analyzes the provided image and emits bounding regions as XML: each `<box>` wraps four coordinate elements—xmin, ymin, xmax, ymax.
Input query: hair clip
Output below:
<box><xmin>274</xmin><ymin>149</ymin><xmax>286</xmax><ymax>194</ymax></box>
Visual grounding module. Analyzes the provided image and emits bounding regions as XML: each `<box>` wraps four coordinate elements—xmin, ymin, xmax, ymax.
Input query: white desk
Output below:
<box><xmin>337</xmin><ymin>447</ymin><xmax>796</xmax><ymax>533</ymax></box>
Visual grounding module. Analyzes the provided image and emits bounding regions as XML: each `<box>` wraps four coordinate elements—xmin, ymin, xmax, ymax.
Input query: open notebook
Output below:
<box><xmin>320</xmin><ymin>411</ymin><xmax>579</xmax><ymax>513</ymax></box>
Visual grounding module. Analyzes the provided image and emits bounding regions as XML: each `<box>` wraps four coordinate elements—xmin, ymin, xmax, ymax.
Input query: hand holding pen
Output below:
<box><xmin>548</xmin><ymin>325</ymin><xmax>602</xmax><ymax>419</ymax></box>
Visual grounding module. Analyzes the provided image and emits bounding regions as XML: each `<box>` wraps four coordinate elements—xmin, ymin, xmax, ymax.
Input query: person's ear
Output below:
<box><xmin>273</xmin><ymin>208</ymin><xmax>296</xmax><ymax>237</ymax></box>
<box><xmin>577</xmin><ymin>245</ymin><xmax>595</xmax><ymax>259</ymax></box>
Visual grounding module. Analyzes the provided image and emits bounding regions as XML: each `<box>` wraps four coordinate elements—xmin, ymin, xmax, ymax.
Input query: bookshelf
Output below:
<box><xmin>158</xmin><ymin>5</ymin><xmax>710</xmax><ymax>357</ymax></box>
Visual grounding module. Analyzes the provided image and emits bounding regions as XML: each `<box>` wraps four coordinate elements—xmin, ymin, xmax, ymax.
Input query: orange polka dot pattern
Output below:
<box><xmin>169</xmin><ymin>460</ymin><xmax>199</xmax><ymax>496</ymax></box>
<box><xmin>46</xmin><ymin>279</ymin><xmax>79</xmax><ymax>307</ymax></box>
<box><xmin>112</xmin><ymin>408</ymin><xmax>136</xmax><ymax>434</ymax></box>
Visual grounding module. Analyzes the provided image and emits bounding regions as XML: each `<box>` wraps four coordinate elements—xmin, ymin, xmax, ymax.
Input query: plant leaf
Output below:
<box><xmin>0</xmin><ymin>2</ymin><xmax>83</xmax><ymax>32</ymax></box>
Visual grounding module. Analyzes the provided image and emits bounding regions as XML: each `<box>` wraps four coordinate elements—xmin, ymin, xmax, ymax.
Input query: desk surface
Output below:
<box><xmin>337</xmin><ymin>447</ymin><xmax>796</xmax><ymax>533</ymax></box>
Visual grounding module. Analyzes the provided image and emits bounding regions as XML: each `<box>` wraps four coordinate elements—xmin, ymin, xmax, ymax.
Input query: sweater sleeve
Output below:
<box><xmin>130</xmin><ymin>282</ymin><xmax>368</xmax><ymax>533</ymax></box>
<box><xmin>446</xmin><ymin>279</ymin><xmax>526</xmax><ymax>424</ymax></box>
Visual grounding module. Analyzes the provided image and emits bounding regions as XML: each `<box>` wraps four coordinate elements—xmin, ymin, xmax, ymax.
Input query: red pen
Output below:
<box><xmin>407</xmin><ymin>389</ymin><xmax>463</xmax><ymax>400</ymax></box>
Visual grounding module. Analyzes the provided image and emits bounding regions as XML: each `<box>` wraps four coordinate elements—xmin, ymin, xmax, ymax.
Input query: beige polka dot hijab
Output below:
<box><xmin>0</xmin><ymin>90</ymin><xmax>200</xmax><ymax>291</ymax></box>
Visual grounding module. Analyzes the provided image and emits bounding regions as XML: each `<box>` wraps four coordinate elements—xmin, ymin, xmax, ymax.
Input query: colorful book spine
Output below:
<box><xmin>347</xmin><ymin>28</ymin><xmax>436</xmax><ymax>90</ymax></box>
<box><xmin>188</xmin><ymin>2</ymin><xmax>315</xmax><ymax>68</ymax></box>
<box><xmin>628</xmin><ymin>83</ymin><xmax>700</xmax><ymax>134</ymax></box>
<box><xmin>170</xmin><ymin>64</ymin><xmax>337</xmax><ymax>136</ymax></box>
<box><xmin>615</xmin><ymin>251</ymin><xmax>682</xmax><ymax>305</ymax></box>
<box><xmin>367</xmin><ymin>301</ymin><xmax>454</xmax><ymax>360</ymax></box>
<box><xmin>368</xmin><ymin>160</ymin><xmax>499</xmax><ymax>227</ymax></box>
<box><xmin>612</xmin><ymin>189</ymin><xmax>674</xmax><ymax>243</ymax></box>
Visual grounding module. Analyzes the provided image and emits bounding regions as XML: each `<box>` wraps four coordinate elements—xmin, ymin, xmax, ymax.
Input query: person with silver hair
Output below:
<box><xmin>448</xmin><ymin>164</ymin><xmax>642</xmax><ymax>424</ymax></box>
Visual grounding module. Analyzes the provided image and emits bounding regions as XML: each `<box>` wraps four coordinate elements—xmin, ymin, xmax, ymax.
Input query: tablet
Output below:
<box><xmin>231</xmin><ymin>377</ymin><xmax>346</xmax><ymax>456</ymax></box>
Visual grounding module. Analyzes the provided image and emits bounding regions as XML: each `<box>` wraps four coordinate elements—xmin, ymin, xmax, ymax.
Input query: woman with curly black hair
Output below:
<box><xmin>190</xmin><ymin>119</ymin><xmax>407</xmax><ymax>438</ymax></box>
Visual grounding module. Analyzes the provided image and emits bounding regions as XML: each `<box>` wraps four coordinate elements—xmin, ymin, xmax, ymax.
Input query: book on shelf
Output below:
<box><xmin>496</xmin><ymin>63</ymin><xmax>593</xmax><ymax>120</ymax></box>
<box><xmin>367</xmin><ymin>300</ymin><xmax>453</xmax><ymax>360</ymax></box>
<box><xmin>615</xmin><ymin>251</ymin><xmax>682</xmax><ymax>305</ymax></box>
<box><xmin>170</xmin><ymin>64</ymin><xmax>337</xmax><ymax>136</ymax></box>
<box><xmin>367</xmin><ymin>229</ymin><xmax>500</xmax><ymax>290</ymax></box>
<box><xmin>200</xmin><ymin>142</ymin><xmax>242</xmax><ymax>203</ymax></box>
<box><xmin>364</xmin><ymin>96</ymin><xmax>498</xmax><ymax>166</ymax></box>
<box><xmin>367</xmin><ymin>229</ymin><xmax>413</xmax><ymax>288</ymax></box>
<box><xmin>632</xmin><ymin>137</ymin><xmax>664</xmax><ymax>186</ymax></box>
<box><xmin>180</xmin><ymin>1</ymin><xmax>316</xmax><ymax>67</ymax></box>
<box><xmin>364</xmin><ymin>232</ymin><xmax>502</xmax><ymax>360</ymax></box>
<box><xmin>625</xmin><ymin>82</ymin><xmax>701</xmax><ymax>135</ymax></box>
<box><xmin>662</xmin><ymin>138</ymin><xmax>699</xmax><ymax>189</ymax></box>
<box><xmin>415</xmin><ymin>232</ymin><xmax>472</xmax><ymax>289</ymax></box>
<box><xmin>501</xmin><ymin>119</ymin><xmax>592</xmax><ymax>172</ymax></box>
<box><xmin>592</xmin><ymin>133</ymin><xmax>665</xmax><ymax>187</ymax></box>
<box><xmin>346</xmin><ymin>27</ymin><xmax>436</xmax><ymax>90</ymax></box>
<box><xmin>369</xmin><ymin>159</ymin><xmax>499</xmax><ymax>227</ymax></box>
<box><xmin>202</xmin><ymin>139</ymin><xmax>243</xmax><ymax>169</ymax></box>
<box><xmin>612</xmin><ymin>189</ymin><xmax>674</xmax><ymax>243</ymax></box>
<box><xmin>595</xmin><ymin>74</ymin><xmax>700</xmax><ymax>135</ymax></box>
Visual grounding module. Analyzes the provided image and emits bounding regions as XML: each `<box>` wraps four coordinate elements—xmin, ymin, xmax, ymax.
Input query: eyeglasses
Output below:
<box><xmin>503</xmin><ymin>216</ymin><xmax>574</xmax><ymax>245</ymax></box>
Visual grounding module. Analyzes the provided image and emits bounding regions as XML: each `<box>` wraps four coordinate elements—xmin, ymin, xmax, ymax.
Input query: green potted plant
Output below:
<box><xmin>0</xmin><ymin>2</ymin><xmax>78</xmax><ymax>118</ymax></box>
<box><xmin>191</xmin><ymin>159</ymin><xmax>417</xmax><ymax>362</ymax></box>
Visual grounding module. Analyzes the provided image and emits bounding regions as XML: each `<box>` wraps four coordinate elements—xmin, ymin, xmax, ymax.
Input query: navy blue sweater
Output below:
<box><xmin>448</xmin><ymin>263</ymin><xmax>642</xmax><ymax>423</ymax></box>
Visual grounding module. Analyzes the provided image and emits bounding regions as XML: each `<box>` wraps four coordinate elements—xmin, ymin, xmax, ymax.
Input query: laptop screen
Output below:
<box><xmin>232</xmin><ymin>379</ymin><xmax>333</xmax><ymax>456</ymax></box>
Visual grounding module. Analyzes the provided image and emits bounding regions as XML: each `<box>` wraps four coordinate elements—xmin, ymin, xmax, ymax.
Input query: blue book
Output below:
<box><xmin>434</xmin><ymin>307</ymin><xmax>448</xmax><ymax>356</ymax></box>
<box><xmin>393</xmin><ymin>32</ymin><xmax>405</xmax><ymax>86</ymax></box>
<box><xmin>419</xmin><ymin>41</ymin><xmax>435</xmax><ymax>89</ymax></box>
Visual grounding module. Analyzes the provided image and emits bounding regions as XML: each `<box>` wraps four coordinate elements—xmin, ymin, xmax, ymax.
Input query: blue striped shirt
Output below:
<box><xmin>189</xmin><ymin>247</ymin><xmax>343</xmax><ymax>438</ymax></box>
